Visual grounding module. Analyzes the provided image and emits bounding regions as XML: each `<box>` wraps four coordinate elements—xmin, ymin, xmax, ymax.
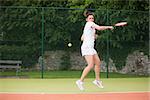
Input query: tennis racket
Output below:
<box><xmin>114</xmin><ymin>22</ymin><xmax>127</xmax><ymax>27</ymax></box>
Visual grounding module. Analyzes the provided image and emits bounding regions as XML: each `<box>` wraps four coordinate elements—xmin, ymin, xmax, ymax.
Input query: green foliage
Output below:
<box><xmin>0</xmin><ymin>0</ymin><xmax>149</xmax><ymax>69</ymax></box>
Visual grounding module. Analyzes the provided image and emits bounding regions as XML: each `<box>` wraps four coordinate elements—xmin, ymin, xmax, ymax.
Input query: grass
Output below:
<box><xmin>0</xmin><ymin>78</ymin><xmax>149</xmax><ymax>94</ymax></box>
<box><xmin>0</xmin><ymin>70</ymin><xmax>149</xmax><ymax>79</ymax></box>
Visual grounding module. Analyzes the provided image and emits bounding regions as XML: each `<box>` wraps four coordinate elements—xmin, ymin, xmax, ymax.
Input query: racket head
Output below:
<box><xmin>114</xmin><ymin>22</ymin><xmax>127</xmax><ymax>26</ymax></box>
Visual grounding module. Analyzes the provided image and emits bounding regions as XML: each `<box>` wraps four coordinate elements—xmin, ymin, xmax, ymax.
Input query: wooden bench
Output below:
<box><xmin>0</xmin><ymin>60</ymin><xmax>22</xmax><ymax>76</ymax></box>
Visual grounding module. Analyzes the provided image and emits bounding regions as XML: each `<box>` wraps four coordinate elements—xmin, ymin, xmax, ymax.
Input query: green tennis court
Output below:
<box><xmin>0</xmin><ymin>78</ymin><xmax>149</xmax><ymax>94</ymax></box>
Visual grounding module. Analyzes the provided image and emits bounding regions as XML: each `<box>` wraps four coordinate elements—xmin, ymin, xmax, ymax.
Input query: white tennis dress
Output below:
<box><xmin>81</xmin><ymin>21</ymin><xmax>99</xmax><ymax>56</ymax></box>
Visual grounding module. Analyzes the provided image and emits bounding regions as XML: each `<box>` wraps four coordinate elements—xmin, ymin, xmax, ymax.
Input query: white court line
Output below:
<box><xmin>0</xmin><ymin>91</ymin><xmax>149</xmax><ymax>95</ymax></box>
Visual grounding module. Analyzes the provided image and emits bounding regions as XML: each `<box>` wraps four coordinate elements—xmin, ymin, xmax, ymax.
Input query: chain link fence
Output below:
<box><xmin>0</xmin><ymin>6</ymin><xmax>149</xmax><ymax>78</ymax></box>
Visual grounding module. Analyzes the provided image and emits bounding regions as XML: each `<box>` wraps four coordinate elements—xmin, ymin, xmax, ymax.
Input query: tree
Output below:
<box><xmin>0</xmin><ymin>0</ymin><xmax>149</xmax><ymax>67</ymax></box>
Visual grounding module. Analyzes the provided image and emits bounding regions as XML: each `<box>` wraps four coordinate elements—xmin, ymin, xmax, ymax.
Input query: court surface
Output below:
<box><xmin>0</xmin><ymin>78</ymin><xmax>149</xmax><ymax>100</ymax></box>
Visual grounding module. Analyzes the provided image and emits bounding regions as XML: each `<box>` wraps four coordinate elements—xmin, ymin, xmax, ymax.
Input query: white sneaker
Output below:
<box><xmin>76</xmin><ymin>80</ymin><xmax>84</xmax><ymax>91</ymax></box>
<box><xmin>93</xmin><ymin>80</ymin><xmax>104</xmax><ymax>88</ymax></box>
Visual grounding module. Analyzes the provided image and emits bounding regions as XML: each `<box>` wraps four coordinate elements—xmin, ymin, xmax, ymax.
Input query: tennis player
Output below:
<box><xmin>76</xmin><ymin>11</ymin><xmax>114</xmax><ymax>90</ymax></box>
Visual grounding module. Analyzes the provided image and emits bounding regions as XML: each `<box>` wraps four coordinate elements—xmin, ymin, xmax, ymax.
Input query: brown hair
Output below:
<box><xmin>83</xmin><ymin>10</ymin><xmax>94</xmax><ymax>18</ymax></box>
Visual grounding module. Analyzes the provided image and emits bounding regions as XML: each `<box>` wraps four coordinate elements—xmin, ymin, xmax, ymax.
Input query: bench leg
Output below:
<box><xmin>16</xmin><ymin>69</ymin><xmax>19</xmax><ymax>76</ymax></box>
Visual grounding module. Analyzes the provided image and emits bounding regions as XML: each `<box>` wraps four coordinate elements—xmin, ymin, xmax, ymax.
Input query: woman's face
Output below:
<box><xmin>86</xmin><ymin>15</ymin><xmax>94</xmax><ymax>22</ymax></box>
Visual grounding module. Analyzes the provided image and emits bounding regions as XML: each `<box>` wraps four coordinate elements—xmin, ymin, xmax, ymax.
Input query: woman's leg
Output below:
<box><xmin>80</xmin><ymin>55</ymin><xmax>94</xmax><ymax>82</ymax></box>
<box><xmin>93</xmin><ymin>54</ymin><xmax>104</xmax><ymax>88</ymax></box>
<box><xmin>93</xmin><ymin>54</ymin><xmax>101</xmax><ymax>81</ymax></box>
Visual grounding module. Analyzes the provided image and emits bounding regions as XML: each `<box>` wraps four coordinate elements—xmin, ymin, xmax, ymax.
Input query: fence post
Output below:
<box><xmin>149</xmin><ymin>7</ymin><xmax>150</xmax><ymax>58</ymax></box>
<box><xmin>106</xmin><ymin>9</ymin><xmax>109</xmax><ymax>78</ymax></box>
<box><xmin>41</xmin><ymin>7</ymin><xmax>45</xmax><ymax>79</ymax></box>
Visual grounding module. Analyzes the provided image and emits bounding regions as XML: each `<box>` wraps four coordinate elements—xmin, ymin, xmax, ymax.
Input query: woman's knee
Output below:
<box><xmin>97</xmin><ymin>61</ymin><xmax>101</xmax><ymax>66</ymax></box>
<box><xmin>87</xmin><ymin>62</ymin><xmax>94</xmax><ymax>69</ymax></box>
<box><xmin>94</xmin><ymin>60</ymin><xmax>100</xmax><ymax>67</ymax></box>
<box><xmin>84</xmin><ymin>55</ymin><xmax>94</xmax><ymax>68</ymax></box>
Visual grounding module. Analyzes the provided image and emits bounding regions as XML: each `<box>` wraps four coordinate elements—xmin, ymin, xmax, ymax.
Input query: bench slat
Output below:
<box><xmin>0</xmin><ymin>65</ymin><xmax>21</xmax><ymax>69</ymax></box>
<box><xmin>0</xmin><ymin>60</ymin><xmax>22</xmax><ymax>64</ymax></box>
